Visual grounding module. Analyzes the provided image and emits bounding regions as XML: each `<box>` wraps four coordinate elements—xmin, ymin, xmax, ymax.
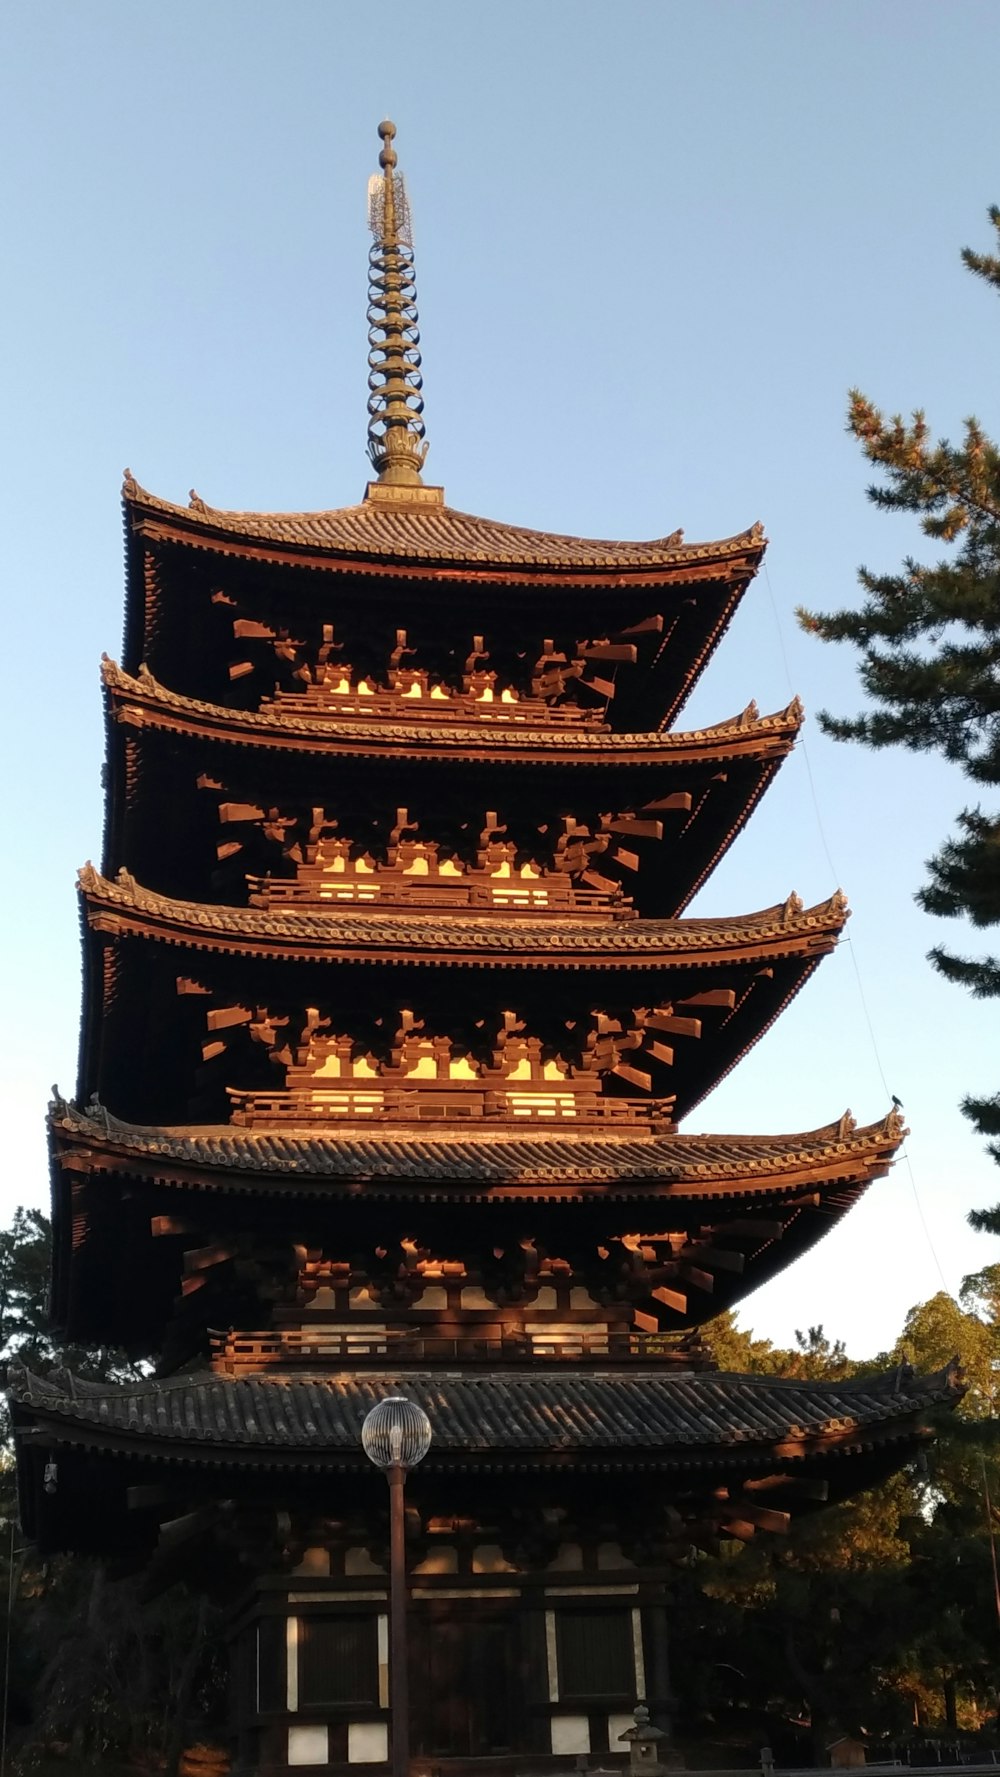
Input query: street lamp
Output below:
<box><xmin>361</xmin><ymin>1397</ymin><xmax>432</xmax><ymax>1777</ymax></box>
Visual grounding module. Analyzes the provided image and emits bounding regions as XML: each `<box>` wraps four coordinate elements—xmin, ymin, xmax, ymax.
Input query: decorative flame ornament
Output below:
<box><xmin>366</xmin><ymin>121</ymin><xmax>428</xmax><ymax>487</ymax></box>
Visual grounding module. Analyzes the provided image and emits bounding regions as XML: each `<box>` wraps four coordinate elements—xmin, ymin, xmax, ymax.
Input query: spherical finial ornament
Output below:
<box><xmin>361</xmin><ymin>1396</ymin><xmax>432</xmax><ymax>1471</ymax></box>
<box><xmin>378</xmin><ymin>119</ymin><xmax>398</xmax><ymax>171</ymax></box>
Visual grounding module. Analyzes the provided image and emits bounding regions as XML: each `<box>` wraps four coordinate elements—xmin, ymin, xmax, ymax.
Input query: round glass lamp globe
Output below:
<box><xmin>361</xmin><ymin>1396</ymin><xmax>433</xmax><ymax>1471</ymax></box>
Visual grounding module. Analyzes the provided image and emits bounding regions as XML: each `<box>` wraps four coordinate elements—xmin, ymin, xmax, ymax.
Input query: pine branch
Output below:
<box><xmin>964</xmin><ymin>1091</ymin><xmax>1000</xmax><ymax>1137</ymax></box>
<box><xmin>928</xmin><ymin>945</ymin><xmax>1000</xmax><ymax>998</ymax></box>
<box><xmin>961</xmin><ymin>205</ymin><xmax>1000</xmax><ymax>293</ymax></box>
<box><xmin>799</xmin><ymin>205</ymin><xmax>1000</xmax><ymax>1179</ymax></box>
<box><xmin>919</xmin><ymin>811</ymin><xmax>1000</xmax><ymax>925</ymax></box>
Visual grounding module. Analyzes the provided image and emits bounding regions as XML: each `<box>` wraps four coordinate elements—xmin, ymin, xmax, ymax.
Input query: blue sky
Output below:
<box><xmin>2</xmin><ymin>0</ymin><xmax>999</xmax><ymax>1355</ymax></box>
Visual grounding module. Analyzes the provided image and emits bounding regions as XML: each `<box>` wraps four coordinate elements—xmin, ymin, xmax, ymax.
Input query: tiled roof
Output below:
<box><xmin>125</xmin><ymin>475</ymin><xmax>766</xmax><ymax>578</ymax></box>
<box><xmin>52</xmin><ymin>1099</ymin><xmax>905</xmax><ymax>1195</ymax></box>
<box><xmin>8</xmin><ymin>1362</ymin><xmax>960</xmax><ymax>1467</ymax></box>
<box><xmin>102</xmin><ymin>660</ymin><xmax>803</xmax><ymax>763</ymax></box>
<box><xmin>79</xmin><ymin>866</ymin><xmax>848</xmax><ymax>966</ymax></box>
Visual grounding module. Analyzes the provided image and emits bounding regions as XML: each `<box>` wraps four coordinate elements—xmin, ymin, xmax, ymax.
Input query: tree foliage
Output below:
<box><xmin>692</xmin><ymin>1293</ymin><xmax>1000</xmax><ymax>1757</ymax></box>
<box><xmin>798</xmin><ymin>205</ymin><xmax>1000</xmax><ymax>1183</ymax></box>
<box><xmin>0</xmin><ymin>1208</ymin><xmax>224</xmax><ymax>1776</ymax></box>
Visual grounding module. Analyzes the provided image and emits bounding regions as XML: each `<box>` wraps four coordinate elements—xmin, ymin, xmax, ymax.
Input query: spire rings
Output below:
<box><xmin>366</xmin><ymin>236</ymin><xmax>427</xmax><ymax>466</ymax></box>
<box><xmin>365</xmin><ymin>120</ymin><xmax>428</xmax><ymax>484</ymax></box>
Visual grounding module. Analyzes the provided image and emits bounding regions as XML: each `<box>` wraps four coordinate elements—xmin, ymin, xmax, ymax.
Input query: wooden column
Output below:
<box><xmin>646</xmin><ymin>1602</ymin><xmax>677</xmax><ymax>1737</ymax></box>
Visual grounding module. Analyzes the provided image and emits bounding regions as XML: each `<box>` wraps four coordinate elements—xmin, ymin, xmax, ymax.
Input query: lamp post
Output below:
<box><xmin>361</xmin><ymin>1396</ymin><xmax>432</xmax><ymax>1777</ymax></box>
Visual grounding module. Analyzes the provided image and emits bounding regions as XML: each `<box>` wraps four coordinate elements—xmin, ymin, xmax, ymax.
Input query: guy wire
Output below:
<box><xmin>762</xmin><ymin>559</ymin><xmax>950</xmax><ymax>1294</ymax></box>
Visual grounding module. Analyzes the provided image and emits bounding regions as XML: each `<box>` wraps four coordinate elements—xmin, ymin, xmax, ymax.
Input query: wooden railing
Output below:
<box><xmin>245</xmin><ymin>873</ymin><xmax>631</xmax><ymax>920</ymax></box>
<box><xmin>209</xmin><ymin>1326</ymin><xmax>708</xmax><ymax>1373</ymax></box>
<box><xmin>225</xmin><ymin>1085</ymin><xmax>675</xmax><ymax>1129</ymax></box>
<box><xmin>263</xmin><ymin>686</ymin><xmax>604</xmax><ymax>728</ymax></box>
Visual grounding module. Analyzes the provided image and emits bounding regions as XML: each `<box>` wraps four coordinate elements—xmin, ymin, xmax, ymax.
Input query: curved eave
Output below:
<box><xmin>79</xmin><ymin>867</ymin><xmax>848</xmax><ymax>972</ymax></box>
<box><xmin>102</xmin><ymin>665</ymin><xmax>802</xmax><ymax>916</ymax></box>
<box><xmin>48</xmin><ymin>1105</ymin><xmax>903</xmax><ymax>1342</ymax></box>
<box><xmin>9</xmin><ymin>1363</ymin><xmax>961</xmax><ymax>1484</ymax></box>
<box><xmin>49</xmin><ymin>1100</ymin><xmax>904</xmax><ymax>1199</ymax></box>
<box><xmin>124</xmin><ymin>481</ymin><xmax>767</xmax><ymax>589</ymax></box>
<box><xmin>102</xmin><ymin>659</ymin><xmax>803</xmax><ymax>768</ymax></box>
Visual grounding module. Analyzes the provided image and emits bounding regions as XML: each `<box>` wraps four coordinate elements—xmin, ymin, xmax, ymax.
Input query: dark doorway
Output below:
<box><xmin>412</xmin><ymin>1607</ymin><xmax>521</xmax><ymax>1757</ymax></box>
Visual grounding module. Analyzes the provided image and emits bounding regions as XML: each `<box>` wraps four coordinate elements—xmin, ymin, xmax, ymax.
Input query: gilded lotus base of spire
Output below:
<box><xmin>364</xmin><ymin>478</ymin><xmax>445</xmax><ymax>507</ymax></box>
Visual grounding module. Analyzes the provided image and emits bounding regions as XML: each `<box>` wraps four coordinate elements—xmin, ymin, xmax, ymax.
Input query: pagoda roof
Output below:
<box><xmin>52</xmin><ymin>1097</ymin><xmax>903</xmax><ymax>1199</ymax></box>
<box><xmin>9</xmin><ymin>1359</ymin><xmax>960</xmax><ymax>1476</ymax></box>
<box><xmin>80</xmin><ymin>865</ymin><xmax>847</xmax><ymax>970</ymax></box>
<box><xmin>102</xmin><ymin>664</ymin><xmax>802</xmax><ymax>917</ymax></box>
<box><xmin>103</xmin><ymin>658</ymin><xmax>802</xmax><ymax>767</ymax></box>
<box><xmin>125</xmin><ymin>475</ymin><xmax>766</xmax><ymax>587</ymax></box>
<box><xmin>49</xmin><ymin>1101</ymin><xmax>903</xmax><ymax>1351</ymax></box>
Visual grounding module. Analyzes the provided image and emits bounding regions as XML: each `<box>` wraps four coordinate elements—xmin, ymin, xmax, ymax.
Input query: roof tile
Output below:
<box><xmin>52</xmin><ymin>1099</ymin><xmax>906</xmax><ymax>1189</ymax></box>
<box><xmin>125</xmin><ymin>477</ymin><xmax>765</xmax><ymax>576</ymax></box>
<box><xmin>102</xmin><ymin>660</ymin><xmax>803</xmax><ymax>761</ymax></box>
<box><xmin>79</xmin><ymin>866</ymin><xmax>849</xmax><ymax>962</ymax></box>
<box><xmin>9</xmin><ymin>1364</ymin><xmax>961</xmax><ymax>1463</ymax></box>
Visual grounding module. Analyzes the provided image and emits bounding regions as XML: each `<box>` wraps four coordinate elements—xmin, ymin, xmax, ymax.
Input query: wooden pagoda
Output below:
<box><xmin>11</xmin><ymin>121</ymin><xmax>960</xmax><ymax>1777</ymax></box>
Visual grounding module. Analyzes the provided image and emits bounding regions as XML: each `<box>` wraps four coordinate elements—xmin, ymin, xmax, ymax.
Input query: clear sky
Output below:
<box><xmin>2</xmin><ymin>0</ymin><xmax>998</xmax><ymax>1357</ymax></box>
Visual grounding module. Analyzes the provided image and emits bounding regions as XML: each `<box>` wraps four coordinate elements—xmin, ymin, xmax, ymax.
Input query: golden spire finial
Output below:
<box><xmin>366</xmin><ymin>119</ymin><xmax>428</xmax><ymax>487</ymax></box>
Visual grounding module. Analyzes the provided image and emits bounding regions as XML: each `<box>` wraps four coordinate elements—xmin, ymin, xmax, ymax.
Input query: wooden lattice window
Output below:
<box><xmin>297</xmin><ymin>1614</ymin><xmax>379</xmax><ymax>1707</ymax></box>
<box><xmin>556</xmin><ymin>1609</ymin><xmax>634</xmax><ymax>1700</ymax></box>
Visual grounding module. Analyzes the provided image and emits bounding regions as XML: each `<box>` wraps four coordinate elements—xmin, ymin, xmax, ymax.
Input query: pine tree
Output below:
<box><xmin>798</xmin><ymin>206</ymin><xmax>1000</xmax><ymax>1198</ymax></box>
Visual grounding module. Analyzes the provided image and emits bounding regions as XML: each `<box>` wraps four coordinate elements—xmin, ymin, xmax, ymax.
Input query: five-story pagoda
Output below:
<box><xmin>11</xmin><ymin>122</ymin><xmax>959</xmax><ymax>1777</ymax></box>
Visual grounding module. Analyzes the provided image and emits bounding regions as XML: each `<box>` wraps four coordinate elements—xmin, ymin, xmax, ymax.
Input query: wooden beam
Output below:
<box><xmin>182</xmin><ymin>1241</ymin><xmax>238</xmax><ymax>1275</ymax></box>
<box><xmin>641</xmin><ymin>793</ymin><xmax>693</xmax><ymax>813</ymax></box>
<box><xmin>127</xmin><ymin>1484</ymin><xmax>177</xmax><ymax>1512</ymax></box>
<box><xmin>616</xmin><ymin>614</ymin><xmax>664</xmax><ymax>637</ymax></box>
<box><xmin>725</xmin><ymin>1219</ymin><xmax>785</xmax><ymax>1241</ymax></box>
<box><xmin>151</xmin><ymin>1216</ymin><xmax>199</xmax><ymax>1238</ymax></box>
<box><xmin>646</xmin><ymin>1040</ymin><xmax>675</xmax><ymax>1068</ymax></box>
<box><xmin>743</xmin><ymin>1475</ymin><xmax>829</xmax><ymax>1502</ymax></box>
<box><xmin>719</xmin><ymin>1518</ymin><xmax>756</xmax><ymax>1542</ymax></box>
<box><xmin>645</xmin><ymin>1012</ymin><xmax>702</xmax><ymax>1039</ymax></box>
<box><xmin>605</xmin><ymin>817</ymin><xmax>664</xmax><ymax>841</ymax></box>
<box><xmin>232</xmin><ymin>619</ymin><xmax>275</xmax><ymax>639</ymax></box>
<box><xmin>613</xmin><ymin>1062</ymin><xmax>652</xmax><ymax>1093</ymax></box>
<box><xmin>206</xmin><ymin>1006</ymin><xmax>251</xmax><ymax>1031</ymax></box>
<box><xmin>729</xmin><ymin>1500</ymin><xmax>791</xmax><ymax>1534</ymax></box>
<box><xmin>652</xmin><ymin>1285</ymin><xmax>687</xmax><ymax>1314</ymax></box>
<box><xmin>680</xmin><ymin>1244</ymin><xmax>744</xmax><ymax>1275</ymax></box>
<box><xmin>158</xmin><ymin>1506</ymin><xmax>219</xmax><ymax>1552</ymax></box>
<box><xmin>578</xmin><ymin>643</ymin><xmax>638</xmax><ymax>664</ymax></box>
<box><xmin>677</xmin><ymin>989</ymin><xmax>737</xmax><ymax>1011</ymax></box>
<box><xmin>580</xmin><ymin>869</ymin><xmax>620</xmax><ymax>893</ymax></box>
